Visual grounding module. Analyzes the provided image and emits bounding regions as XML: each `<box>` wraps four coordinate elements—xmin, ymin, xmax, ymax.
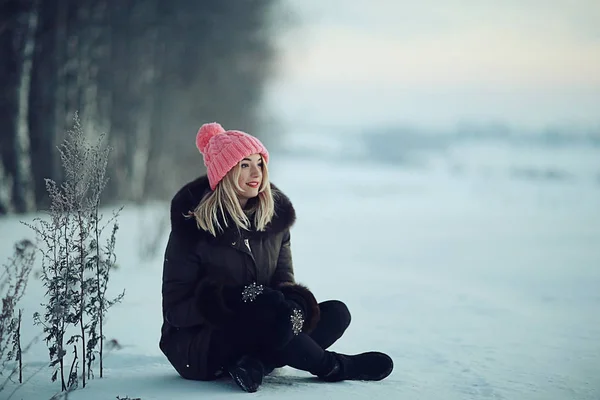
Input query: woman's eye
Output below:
<box><xmin>241</xmin><ymin>163</ymin><xmax>249</xmax><ymax>168</ymax></box>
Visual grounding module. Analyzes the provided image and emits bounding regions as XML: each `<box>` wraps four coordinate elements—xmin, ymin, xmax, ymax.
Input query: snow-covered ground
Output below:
<box><xmin>2</xmin><ymin>147</ymin><xmax>599</xmax><ymax>400</ymax></box>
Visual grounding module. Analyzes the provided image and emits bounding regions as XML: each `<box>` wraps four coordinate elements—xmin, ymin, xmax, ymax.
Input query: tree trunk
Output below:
<box><xmin>143</xmin><ymin>40</ymin><xmax>168</xmax><ymax>200</ymax></box>
<box><xmin>129</xmin><ymin>0</ymin><xmax>160</xmax><ymax>203</ymax></box>
<box><xmin>79</xmin><ymin>0</ymin><xmax>106</xmax><ymax>141</ymax></box>
<box><xmin>105</xmin><ymin>1</ymin><xmax>134</xmax><ymax>202</ymax></box>
<box><xmin>0</xmin><ymin>2</ymin><xmax>21</xmax><ymax>215</ymax></box>
<box><xmin>29</xmin><ymin>0</ymin><xmax>60</xmax><ymax>209</ymax></box>
<box><xmin>64</xmin><ymin>1</ymin><xmax>81</xmax><ymax>131</ymax></box>
<box><xmin>53</xmin><ymin>0</ymin><xmax>68</xmax><ymax>180</ymax></box>
<box><xmin>0</xmin><ymin>0</ymin><xmax>37</xmax><ymax>214</ymax></box>
<box><xmin>15</xmin><ymin>0</ymin><xmax>40</xmax><ymax>213</ymax></box>
<box><xmin>0</xmin><ymin>163</ymin><xmax>11</xmax><ymax>215</ymax></box>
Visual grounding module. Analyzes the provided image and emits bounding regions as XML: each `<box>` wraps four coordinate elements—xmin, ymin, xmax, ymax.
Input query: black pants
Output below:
<box><xmin>206</xmin><ymin>300</ymin><xmax>351</xmax><ymax>377</ymax></box>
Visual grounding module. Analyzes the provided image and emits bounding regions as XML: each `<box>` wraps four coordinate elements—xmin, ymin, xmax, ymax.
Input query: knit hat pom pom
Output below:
<box><xmin>196</xmin><ymin>122</ymin><xmax>225</xmax><ymax>153</ymax></box>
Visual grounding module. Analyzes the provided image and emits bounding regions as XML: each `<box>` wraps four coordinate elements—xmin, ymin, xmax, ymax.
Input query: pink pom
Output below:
<box><xmin>196</xmin><ymin>122</ymin><xmax>225</xmax><ymax>153</ymax></box>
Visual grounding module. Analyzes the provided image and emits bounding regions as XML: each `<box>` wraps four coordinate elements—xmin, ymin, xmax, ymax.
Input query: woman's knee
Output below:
<box><xmin>321</xmin><ymin>300</ymin><xmax>351</xmax><ymax>331</ymax></box>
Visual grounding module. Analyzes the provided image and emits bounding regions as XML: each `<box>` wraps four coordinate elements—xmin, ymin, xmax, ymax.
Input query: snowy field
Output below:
<box><xmin>1</xmin><ymin>147</ymin><xmax>600</xmax><ymax>400</ymax></box>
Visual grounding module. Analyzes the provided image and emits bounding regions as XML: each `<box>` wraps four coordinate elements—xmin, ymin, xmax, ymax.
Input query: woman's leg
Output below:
<box><xmin>205</xmin><ymin>323</ymin><xmax>267</xmax><ymax>379</ymax></box>
<box><xmin>261</xmin><ymin>332</ymin><xmax>394</xmax><ymax>382</ymax></box>
<box><xmin>259</xmin><ymin>300</ymin><xmax>351</xmax><ymax>375</ymax></box>
<box><xmin>260</xmin><ymin>299</ymin><xmax>392</xmax><ymax>382</ymax></box>
<box><xmin>260</xmin><ymin>299</ymin><xmax>351</xmax><ymax>372</ymax></box>
<box><xmin>261</xmin><ymin>300</ymin><xmax>351</xmax><ymax>373</ymax></box>
<box><xmin>223</xmin><ymin>298</ymin><xmax>392</xmax><ymax>390</ymax></box>
<box><xmin>308</xmin><ymin>300</ymin><xmax>351</xmax><ymax>350</ymax></box>
<box><xmin>261</xmin><ymin>332</ymin><xmax>333</xmax><ymax>376</ymax></box>
<box><xmin>207</xmin><ymin>325</ymin><xmax>288</xmax><ymax>392</ymax></box>
<box><xmin>204</xmin><ymin>300</ymin><xmax>350</xmax><ymax>390</ymax></box>
<box><xmin>205</xmin><ymin>330</ymin><xmax>243</xmax><ymax>378</ymax></box>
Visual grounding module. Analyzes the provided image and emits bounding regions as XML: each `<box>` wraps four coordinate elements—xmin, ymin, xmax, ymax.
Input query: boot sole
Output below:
<box><xmin>229</xmin><ymin>366</ymin><xmax>260</xmax><ymax>393</ymax></box>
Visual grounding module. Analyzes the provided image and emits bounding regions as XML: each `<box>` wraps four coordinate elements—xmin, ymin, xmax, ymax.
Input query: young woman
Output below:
<box><xmin>159</xmin><ymin>122</ymin><xmax>393</xmax><ymax>392</ymax></box>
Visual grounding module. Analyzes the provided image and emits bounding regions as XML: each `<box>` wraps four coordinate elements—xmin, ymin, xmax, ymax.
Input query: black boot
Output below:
<box><xmin>318</xmin><ymin>351</ymin><xmax>393</xmax><ymax>382</ymax></box>
<box><xmin>227</xmin><ymin>355</ymin><xmax>265</xmax><ymax>393</ymax></box>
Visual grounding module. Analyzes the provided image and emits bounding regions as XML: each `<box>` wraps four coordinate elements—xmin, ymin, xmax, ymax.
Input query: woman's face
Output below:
<box><xmin>236</xmin><ymin>153</ymin><xmax>263</xmax><ymax>201</ymax></box>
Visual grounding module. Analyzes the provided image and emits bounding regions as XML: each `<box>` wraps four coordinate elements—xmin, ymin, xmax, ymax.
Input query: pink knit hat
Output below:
<box><xmin>196</xmin><ymin>122</ymin><xmax>269</xmax><ymax>190</ymax></box>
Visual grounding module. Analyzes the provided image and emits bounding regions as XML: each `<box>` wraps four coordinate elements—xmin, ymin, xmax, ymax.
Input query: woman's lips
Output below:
<box><xmin>247</xmin><ymin>182</ymin><xmax>260</xmax><ymax>188</ymax></box>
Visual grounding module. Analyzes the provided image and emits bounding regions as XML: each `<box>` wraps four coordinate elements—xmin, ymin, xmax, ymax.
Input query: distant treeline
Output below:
<box><xmin>0</xmin><ymin>0</ymin><xmax>290</xmax><ymax>215</ymax></box>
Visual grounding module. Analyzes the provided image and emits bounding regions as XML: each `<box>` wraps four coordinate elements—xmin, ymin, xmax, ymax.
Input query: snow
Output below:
<box><xmin>2</xmin><ymin>145</ymin><xmax>600</xmax><ymax>400</ymax></box>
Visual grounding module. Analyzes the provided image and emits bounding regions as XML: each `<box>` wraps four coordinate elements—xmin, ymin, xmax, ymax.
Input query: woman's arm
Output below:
<box><xmin>162</xmin><ymin>231</ymin><xmax>289</xmax><ymax>330</ymax></box>
<box><xmin>269</xmin><ymin>230</ymin><xmax>321</xmax><ymax>333</ymax></box>
<box><xmin>270</xmin><ymin>230</ymin><xmax>295</xmax><ymax>287</ymax></box>
<box><xmin>161</xmin><ymin>231</ymin><xmax>208</xmax><ymax>328</ymax></box>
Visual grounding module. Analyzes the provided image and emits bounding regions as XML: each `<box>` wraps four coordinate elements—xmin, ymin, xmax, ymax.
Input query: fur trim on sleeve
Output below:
<box><xmin>277</xmin><ymin>282</ymin><xmax>321</xmax><ymax>333</ymax></box>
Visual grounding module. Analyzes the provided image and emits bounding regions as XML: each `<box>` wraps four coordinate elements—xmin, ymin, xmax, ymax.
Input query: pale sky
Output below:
<box><xmin>266</xmin><ymin>0</ymin><xmax>600</xmax><ymax>129</ymax></box>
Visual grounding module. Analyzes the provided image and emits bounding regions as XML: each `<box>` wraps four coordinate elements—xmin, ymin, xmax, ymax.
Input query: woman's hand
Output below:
<box><xmin>195</xmin><ymin>279</ymin><xmax>313</xmax><ymax>349</ymax></box>
<box><xmin>222</xmin><ymin>283</ymin><xmax>306</xmax><ymax>349</ymax></box>
<box><xmin>221</xmin><ymin>282</ymin><xmax>286</xmax><ymax>311</ymax></box>
<box><xmin>277</xmin><ymin>283</ymin><xmax>320</xmax><ymax>334</ymax></box>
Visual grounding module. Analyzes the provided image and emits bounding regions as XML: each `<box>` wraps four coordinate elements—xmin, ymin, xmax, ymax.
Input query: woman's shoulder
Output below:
<box><xmin>265</xmin><ymin>183</ymin><xmax>296</xmax><ymax>237</ymax></box>
<box><xmin>169</xmin><ymin>175</ymin><xmax>212</xmax><ymax>241</ymax></box>
<box><xmin>168</xmin><ymin>175</ymin><xmax>297</xmax><ymax>241</ymax></box>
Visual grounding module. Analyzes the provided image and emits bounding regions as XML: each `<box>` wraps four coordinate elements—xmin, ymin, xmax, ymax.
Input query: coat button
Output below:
<box><xmin>186</xmin><ymin>364</ymin><xmax>190</xmax><ymax>368</ymax></box>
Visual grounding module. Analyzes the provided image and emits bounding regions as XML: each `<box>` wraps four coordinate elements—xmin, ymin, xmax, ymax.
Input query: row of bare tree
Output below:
<box><xmin>0</xmin><ymin>0</ymin><xmax>289</xmax><ymax>215</ymax></box>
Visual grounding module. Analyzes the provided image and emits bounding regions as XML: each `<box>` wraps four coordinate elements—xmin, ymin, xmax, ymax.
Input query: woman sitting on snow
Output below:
<box><xmin>159</xmin><ymin>122</ymin><xmax>393</xmax><ymax>392</ymax></box>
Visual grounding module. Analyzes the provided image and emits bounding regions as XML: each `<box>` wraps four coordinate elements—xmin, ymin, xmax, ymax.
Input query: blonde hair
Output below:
<box><xmin>191</xmin><ymin>162</ymin><xmax>275</xmax><ymax>237</ymax></box>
